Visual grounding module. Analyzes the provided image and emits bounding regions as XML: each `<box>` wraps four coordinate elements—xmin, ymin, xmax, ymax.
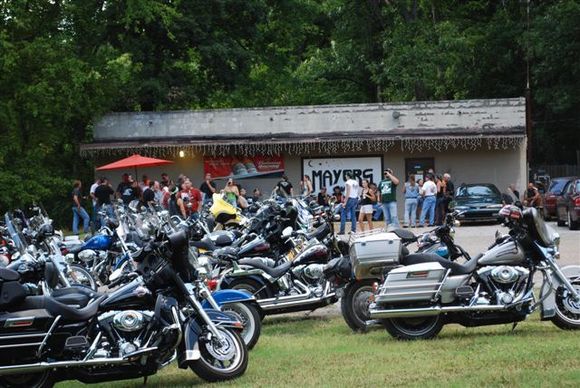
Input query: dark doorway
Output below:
<box><xmin>405</xmin><ymin>158</ymin><xmax>435</xmax><ymax>182</ymax></box>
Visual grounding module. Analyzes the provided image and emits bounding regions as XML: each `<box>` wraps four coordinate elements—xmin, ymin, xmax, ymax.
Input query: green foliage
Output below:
<box><xmin>1</xmin><ymin>0</ymin><xmax>579</xmax><ymax>223</ymax></box>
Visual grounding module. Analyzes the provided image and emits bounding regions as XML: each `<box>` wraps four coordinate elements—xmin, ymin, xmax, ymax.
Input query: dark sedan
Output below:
<box><xmin>556</xmin><ymin>178</ymin><xmax>580</xmax><ymax>230</ymax></box>
<box><xmin>453</xmin><ymin>184</ymin><xmax>504</xmax><ymax>223</ymax></box>
<box><xmin>543</xmin><ymin>177</ymin><xmax>577</xmax><ymax>220</ymax></box>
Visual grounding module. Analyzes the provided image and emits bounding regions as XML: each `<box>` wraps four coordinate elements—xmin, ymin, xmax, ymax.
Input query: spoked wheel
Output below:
<box><xmin>382</xmin><ymin>315</ymin><xmax>443</xmax><ymax>340</ymax></box>
<box><xmin>189</xmin><ymin>327</ymin><xmax>248</xmax><ymax>382</ymax></box>
<box><xmin>341</xmin><ymin>280</ymin><xmax>376</xmax><ymax>332</ymax></box>
<box><xmin>221</xmin><ymin>302</ymin><xmax>262</xmax><ymax>349</ymax></box>
<box><xmin>552</xmin><ymin>280</ymin><xmax>580</xmax><ymax>330</ymax></box>
<box><xmin>0</xmin><ymin>371</ymin><xmax>54</xmax><ymax>388</ymax></box>
<box><xmin>67</xmin><ymin>264</ymin><xmax>98</xmax><ymax>291</ymax></box>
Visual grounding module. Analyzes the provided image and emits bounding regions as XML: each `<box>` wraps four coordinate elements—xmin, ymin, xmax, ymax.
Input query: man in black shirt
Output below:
<box><xmin>317</xmin><ymin>187</ymin><xmax>330</xmax><ymax>206</ymax></box>
<box><xmin>94</xmin><ymin>178</ymin><xmax>115</xmax><ymax>228</ymax></box>
<box><xmin>199</xmin><ymin>173</ymin><xmax>216</xmax><ymax>204</ymax></box>
<box><xmin>116</xmin><ymin>173</ymin><xmax>135</xmax><ymax>204</ymax></box>
<box><xmin>142</xmin><ymin>181</ymin><xmax>156</xmax><ymax>205</ymax></box>
<box><xmin>275</xmin><ymin>175</ymin><xmax>293</xmax><ymax>198</ymax></box>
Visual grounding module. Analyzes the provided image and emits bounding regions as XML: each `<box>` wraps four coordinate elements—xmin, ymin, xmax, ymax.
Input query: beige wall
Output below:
<box><xmin>98</xmin><ymin>141</ymin><xmax>526</xmax><ymax>216</ymax></box>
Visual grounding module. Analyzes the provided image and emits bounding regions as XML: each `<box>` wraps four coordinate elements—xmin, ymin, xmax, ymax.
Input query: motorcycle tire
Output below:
<box><xmin>221</xmin><ymin>302</ymin><xmax>262</xmax><ymax>350</ymax></box>
<box><xmin>67</xmin><ymin>264</ymin><xmax>98</xmax><ymax>291</ymax></box>
<box><xmin>341</xmin><ymin>280</ymin><xmax>376</xmax><ymax>333</ymax></box>
<box><xmin>228</xmin><ymin>278</ymin><xmax>273</xmax><ymax>301</ymax></box>
<box><xmin>551</xmin><ymin>280</ymin><xmax>580</xmax><ymax>330</ymax></box>
<box><xmin>381</xmin><ymin>316</ymin><xmax>443</xmax><ymax>340</ymax></box>
<box><xmin>0</xmin><ymin>371</ymin><xmax>54</xmax><ymax>388</ymax></box>
<box><xmin>189</xmin><ymin>327</ymin><xmax>248</xmax><ymax>382</ymax></box>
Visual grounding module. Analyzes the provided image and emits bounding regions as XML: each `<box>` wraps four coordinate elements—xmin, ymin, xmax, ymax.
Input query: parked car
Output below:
<box><xmin>556</xmin><ymin>178</ymin><xmax>580</xmax><ymax>230</ymax></box>
<box><xmin>543</xmin><ymin>177</ymin><xmax>577</xmax><ymax>220</ymax></box>
<box><xmin>453</xmin><ymin>183</ymin><xmax>504</xmax><ymax>223</ymax></box>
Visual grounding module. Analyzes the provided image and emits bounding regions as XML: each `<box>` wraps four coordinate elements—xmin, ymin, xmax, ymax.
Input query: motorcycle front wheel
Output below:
<box><xmin>551</xmin><ymin>280</ymin><xmax>580</xmax><ymax>330</ymax></box>
<box><xmin>189</xmin><ymin>327</ymin><xmax>248</xmax><ymax>382</ymax></box>
<box><xmin>382</xmin><ymin>315</ymin><xmax>443</xmax><ymax>340</ymax></box>
<box><xmin>67</xmin><ymin>264</ymin><xmax>98</xmax><ymax>291</ymax></box>
<box><xmin>221</xmin><ymin>302</ymin><xmax>262</xmax><ymax>350</ymax></box>
<box><xmin>0</xmin><ymin>371</ymin><xmax>53</xmax><ymax>388</ymax></box>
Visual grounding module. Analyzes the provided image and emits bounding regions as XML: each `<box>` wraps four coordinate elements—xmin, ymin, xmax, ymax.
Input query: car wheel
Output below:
<box><xmin>557</xmin><ymin>214</ymin><xmax>566</xmax><ymax>227</ymax></box>
<box><xmin>568</xmin><ymin>210</ymin><xmax>578</xmax><ymax>230</ymax></box>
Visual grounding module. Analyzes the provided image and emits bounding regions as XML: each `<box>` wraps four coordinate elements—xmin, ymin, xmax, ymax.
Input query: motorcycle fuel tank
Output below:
<box><xmin>292</xmin><ymin>243</ymin><xmax>329</xmax><ymax>266</ymax></box>
<box><xmin>477</xmin><ymin>240</ymin><xmax>525</xmax><ymax>266</ymax></box>
<box><xmin>82</xmin><ymin>234</ymin><xmax>113</xmax><ymax>251</ymax></box>
<box><xmin>101</xmin><ymin>277</ymin><xmax>154</xmax><ymax>310</ymax></box>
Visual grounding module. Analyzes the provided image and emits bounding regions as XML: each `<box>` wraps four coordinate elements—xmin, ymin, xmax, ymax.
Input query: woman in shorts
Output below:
<box><xmin>358</xmin><ymin>179</ymin><xmax>376</xmax><ymax>232</ymax></box>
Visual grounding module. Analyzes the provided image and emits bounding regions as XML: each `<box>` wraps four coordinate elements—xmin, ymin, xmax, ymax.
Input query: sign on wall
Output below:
<box><xmin>302</xmin><ymin>156</ymin><xmax>383</xmax><ymax>192</ymax></box>
<box><xmin>204</xmin><ymin>155</ymin><xmax>285</xmax><ymax>180</ymax></box>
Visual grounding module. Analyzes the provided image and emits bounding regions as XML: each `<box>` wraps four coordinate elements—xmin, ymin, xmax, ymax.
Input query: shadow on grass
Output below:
<box><xmin>262</xmin><ymin>315</ymin><xmax>332</xmax><ymax>326</ymax></box>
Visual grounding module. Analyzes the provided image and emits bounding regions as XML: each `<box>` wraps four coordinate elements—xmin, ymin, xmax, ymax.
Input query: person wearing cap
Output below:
<box><xmin>378</xmin><ymin>168</ymin><xmax>400</xmax><ymax>228</ymax></box>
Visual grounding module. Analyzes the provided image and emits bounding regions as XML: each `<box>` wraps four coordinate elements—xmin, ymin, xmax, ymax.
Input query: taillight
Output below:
<box><xmin>206</xmin><ymin>279</ymin><xmax>218</xmax><ymax>291</ymax></box>
<box><xmin>574</xmin><ymin>197</ymin><xmax>580</xmax><ymax>207</ymax></box>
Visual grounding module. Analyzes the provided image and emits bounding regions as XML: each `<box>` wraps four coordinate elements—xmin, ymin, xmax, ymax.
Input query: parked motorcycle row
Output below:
<box><xmin>0</xmin><ymin>194</ymin><xmax>578</xmax><ymax>387</ymax></box>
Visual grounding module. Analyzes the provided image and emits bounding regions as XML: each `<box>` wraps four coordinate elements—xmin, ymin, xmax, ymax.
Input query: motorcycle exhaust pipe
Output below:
<box><xmin>0</xmin><ymin>347</ymin><xmax>158</xmax><ymax>376</ymax></box>
<box><xmin>369</xmin><ymin>304</ymin><xmax>508</xmax><ymax>319</ymax></box>
<box><xmin>260</xmin><ymin>292</ymin><xmax>337</xmax><ymax>310</ymax></box>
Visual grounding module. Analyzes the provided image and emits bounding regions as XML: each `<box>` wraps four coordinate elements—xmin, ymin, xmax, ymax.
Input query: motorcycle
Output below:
<box><xmin>367</xmin><ymin>206</ymin><xmax>580</xmax><ymax>339</ymax></box>
<box><xmin>0</xmin><ymin>229</ymin><xmax>248</xmax><ymax>387</ymax></box>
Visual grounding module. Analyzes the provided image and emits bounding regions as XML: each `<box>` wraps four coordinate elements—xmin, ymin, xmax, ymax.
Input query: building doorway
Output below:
<box><xmin>405</xmin><ymin>158</ymin><xmax>435</xmax><ymax>182</ymax></box>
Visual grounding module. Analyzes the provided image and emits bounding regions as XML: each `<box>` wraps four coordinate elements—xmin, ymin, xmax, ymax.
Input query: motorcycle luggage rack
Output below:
<box><xmin>348</xmin><ymin>228</ymin><xmax>387</xmax><ymax>244</ymax></box>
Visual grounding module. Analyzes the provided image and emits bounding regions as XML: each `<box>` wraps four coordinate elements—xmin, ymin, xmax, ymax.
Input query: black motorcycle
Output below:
<box><xmin>0</xmin><ymin>230</ymin><xmax>248</xmax><ymax>387</ymax></box>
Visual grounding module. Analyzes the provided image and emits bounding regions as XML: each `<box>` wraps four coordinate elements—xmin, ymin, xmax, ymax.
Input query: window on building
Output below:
<box><xmin>405</xmin><ymin>158</ymin><xmax>435</xmax><ymax>182</ymax></box>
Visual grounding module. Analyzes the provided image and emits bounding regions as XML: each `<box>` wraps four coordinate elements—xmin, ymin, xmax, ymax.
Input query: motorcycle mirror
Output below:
<box><xmin>453</xmin><ymin>220</ymin><xmax>461</xmax><ymax>227</ymax></box>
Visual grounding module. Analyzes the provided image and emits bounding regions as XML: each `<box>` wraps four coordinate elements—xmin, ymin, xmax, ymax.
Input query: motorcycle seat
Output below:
<box><xmin>0</xmin><ymin>267</ymin><xmax>20</xmax><ymax>282</ymax></box>
<box><xmin>15</xmin><ymin>294</ymin><xmax>107</xmax><ymax>322</ymax></box>
<box><xmin>191</xmin><ymin>240</ymin><xmax>216</xmax><ymax>251</ymax></box>
<box><xmin>67</xmin><ymin>244</ymin><xmax>85</xmax><ymax>254</ymax></box>
<box><xmin>402</xmin><ymin>253</ymin><xmax>482</xmax><ymax>276</ymax></box>
<box><xmin>391</xmin><ymin>229</ymin><xmax>417</xmax><ymax>243</ymax></box>
<box><xmin>51</xmin><ymin>287</ymin><xmax>101</xmax><ymax>308</ymax></box>
<box><xmin>305</xmin><ymin>223</ymin><xmax>330</xmax><ymax>241</ymax></box>
<box><xmin>238</xmin><ymin>258</ymin><xmax>292</xmax><ymax>278</ymax></box>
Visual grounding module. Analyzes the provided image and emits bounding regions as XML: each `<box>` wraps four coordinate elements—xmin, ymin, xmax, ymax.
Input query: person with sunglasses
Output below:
<box><xmin>378</xmin><ymin>168</ymin><xmax>400</xmax><ymax>228</ymax></box>
<box><xmin>223</xmin><ymin>178</ymin><xmax>240</xmax><ymax>207</ymax></box>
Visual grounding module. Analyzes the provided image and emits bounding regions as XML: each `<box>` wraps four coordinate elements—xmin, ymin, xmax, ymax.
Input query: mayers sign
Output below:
<box><xmin>302</xmin><ymin>156</ymin><xmax>383</xmax><ymax>193</ymax></box>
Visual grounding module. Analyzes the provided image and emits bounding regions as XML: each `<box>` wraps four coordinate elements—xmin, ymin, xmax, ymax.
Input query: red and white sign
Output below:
<box><xmin>204</xmin><ymin>155</ymin><xmax>285</xmax><ymax>180</ymax></box>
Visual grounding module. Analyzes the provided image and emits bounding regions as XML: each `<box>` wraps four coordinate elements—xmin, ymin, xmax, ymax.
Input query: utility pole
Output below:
<box><xmin>525</xmin><ymin>0</ymin><xmax>532</xmax><ymax>180</ymax></box>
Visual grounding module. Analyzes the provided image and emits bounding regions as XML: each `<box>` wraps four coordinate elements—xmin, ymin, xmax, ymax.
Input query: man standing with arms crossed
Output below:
<box><xmin>378</xmin><ymin>168</ymin><xmax>400</xmax><ymax>228</ymax></box>
<box><xmin>339</xmin><ymin>172</ymin><xmax>359</xmax><ymax>235</ymax></box>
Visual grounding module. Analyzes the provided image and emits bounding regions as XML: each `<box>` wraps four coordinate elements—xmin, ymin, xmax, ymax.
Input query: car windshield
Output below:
<box><xmin>548</xmin><ymin>179</ymin><xmax>569</xmax><ymax>194</ymax></box>
<box><xmin>456</xmin><ymin>185</ymin><xmax>499</xmax><ymax>198</ymax></box>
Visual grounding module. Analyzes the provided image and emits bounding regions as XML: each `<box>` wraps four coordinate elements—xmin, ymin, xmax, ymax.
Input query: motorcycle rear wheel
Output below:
<box><xmin>189</xmin><ymin>327</ymin><xmax>248</xmax><ymax>382</ymax></box>
<box><xmin>0</xmin><ymin>371</ymin><xmax>53</xmax><ymax>388</ymax></box>
<box><xmin>382</xmin><ymin>316</ymin><xmax>443</xmax><ymax>340</ymax></box>
<box><xmin>67</xmin><ymin>264</ymin><xmax>98</xmax><ymax>291</ymax></box>
<box><xmin>221</xmin><ymin>302</ymin><xmax>262</xmax><ymax>350</ymax></box>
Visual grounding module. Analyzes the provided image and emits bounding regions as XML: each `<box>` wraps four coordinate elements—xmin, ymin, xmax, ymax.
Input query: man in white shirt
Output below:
<box><xmin>89</xmin><ymin>177</ymin><xmax>101</xmax><ymax>232</ymax></box>
<box><xmin>419</xmin><ymin>174</ymin><xmax>437</xmax><ymax>226</ymax></box>
<box><xmin>339</xmin><ymin>172</ymin><xmax>360</xmax><ymax>234</ymax></box>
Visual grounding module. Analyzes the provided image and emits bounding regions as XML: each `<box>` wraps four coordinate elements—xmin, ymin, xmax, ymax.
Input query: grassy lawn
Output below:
<box><xmin>56</xmin><ymin>313</ymin><xmax>580</xmax><ymax>387</ymax></box>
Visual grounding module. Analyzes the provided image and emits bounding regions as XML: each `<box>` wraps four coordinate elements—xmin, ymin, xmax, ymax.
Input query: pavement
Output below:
<box><xmin>265</xmin><ymin>221</ymin><xmax>580</xmax><ymax>321</ymax></box>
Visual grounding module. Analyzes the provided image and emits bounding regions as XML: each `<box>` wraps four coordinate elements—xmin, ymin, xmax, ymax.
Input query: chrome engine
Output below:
<box><xmin>97</xmin><ymin>310</ymin><xmax>156</xmax><ymax>357</ymax></box>
<box><xmin>477</xmin><ymin>266</ymin><xmax>530</xmax><ymax>305</ymax></box>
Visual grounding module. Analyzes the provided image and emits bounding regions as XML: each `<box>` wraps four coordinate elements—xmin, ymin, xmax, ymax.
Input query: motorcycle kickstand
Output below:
<box><xmin>143</xmin><ymin>376</ymin><xmax>148</xmax><ymax>385</ymax></box>
<box><xmin>511</xmin><ymin>322</ymin><xmax>518</xmax><ymax>332</ymax></box>
<box><xmin>304</xmin><ymin>309</ymin><xmax>316</xmax><ymax>317</ymax></box>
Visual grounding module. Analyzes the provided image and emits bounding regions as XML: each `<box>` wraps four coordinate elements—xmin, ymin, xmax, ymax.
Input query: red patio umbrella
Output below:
<box><xmin>96</xmin><ymin>154</ymin><xmax>174</xmax><ymax>177</ymax></box>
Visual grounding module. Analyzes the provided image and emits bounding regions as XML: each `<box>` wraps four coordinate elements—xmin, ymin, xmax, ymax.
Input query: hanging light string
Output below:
<box><xmin>80</xmin><ymin>135</ymin><xmax>525</xmax><ymax>158</ymax></box>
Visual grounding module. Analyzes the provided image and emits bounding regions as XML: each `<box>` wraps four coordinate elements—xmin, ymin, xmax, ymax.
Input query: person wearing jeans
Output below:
<box><xmin>419</xmin><ymin>174</ymin><xmax>438</xmax><ymax>226</ymax></box>
<box><xmin>378</xmin><ymin>169</ymin><xmax>400</xmax><ymax>228</ymax></box>
<box><xmin>403</xmin><ymin>174</ymin><xmax>419</xmax><ymax>227</ymax></box>
<box><xmin>71</xmin><ymin>180</ymin><xmax>90</xmax><ymax>235</ymax></box>
<box><xmin>339</xmin><ymin>172</ymin><xmax>359</xmax><ymax>234</ymax></box>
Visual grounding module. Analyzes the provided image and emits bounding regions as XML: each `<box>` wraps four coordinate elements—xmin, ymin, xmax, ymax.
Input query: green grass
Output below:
<box><xmin>56</xmin><ymin>313</ymin><xmax>580</xmax><ymax>387</ymax></box>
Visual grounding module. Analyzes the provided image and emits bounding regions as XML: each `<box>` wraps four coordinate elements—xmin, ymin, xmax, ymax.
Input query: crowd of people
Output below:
<box><xmin>70</xmin><ymin>172</ymin><xmax>267</xmax><ymax>235</ymax></box>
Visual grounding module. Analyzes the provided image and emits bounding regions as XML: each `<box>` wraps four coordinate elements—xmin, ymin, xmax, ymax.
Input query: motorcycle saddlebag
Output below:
<box><xmin>0</xmin><ymin>268</ymin><xmax>27</xmax><ymax>309</ymax></box>
<box><xmin>375</xmin><ymin>262</ymin><xmax>447</xmax><ymax>304</ymax></box>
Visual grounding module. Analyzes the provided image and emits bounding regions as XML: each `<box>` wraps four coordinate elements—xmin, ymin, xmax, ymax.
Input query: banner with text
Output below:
<box><xmin>302</xmin><ymin>156</ymin><xmax>383</xmax><ymax>193</ymax></box>
<box><xmin>204</xmin><ymin>155</ymin><xmax>285</xmax><ymax>180</ymax></box>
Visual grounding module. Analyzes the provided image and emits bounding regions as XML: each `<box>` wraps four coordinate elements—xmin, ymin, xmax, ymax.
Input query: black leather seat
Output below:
<box><xmin>0</xmin><ymin>267</ymin><xmax>20</xmax><ymax>281</ymax></box>
<box><xmin>67</xmin><ymin>244</ymin><xmax>85</xmax><ymax>255</ymax></box>
<box><xmin>391</xmin><ymin>229</ymin><xmax>418</xmax><ymax>243</ymax></box>
<box><xmin>191</xmin><ymin>240</ymin><xmax>216</xmax><ymax>251</ymax></box>
<box><xmin>306</xmin><ymin>223</ymin><xmax>330</xmax><ymax>241</ymax></box>
<box><xmin>402</xmin><ymin>253</ymin><xmax>482</xmax><ymax>276</ymax></box>
<box><xmin>16</xmin><ymin>294</ymin><xmax>107</xmax><ymax>321</ymax></box>
<box><xmin>51</xmin><ymin>287</ymin><xmax>101</xmax><ymax>307</ymax></box>
<box><xmin>238</xmin><ymin>258</ymin><xmax>292</xmax><ymax>278</ymax></box>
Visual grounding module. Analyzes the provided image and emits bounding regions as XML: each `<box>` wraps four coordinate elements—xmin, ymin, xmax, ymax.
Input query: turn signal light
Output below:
<box><xmin>206</xmin><ymin>279</ymin><xmax>218</xmax><ymax>290</ymax></box>
<box><xmin>574</xmin><ymin>197</ymin><xmax>580</xmax><ymax>207</ymax></box>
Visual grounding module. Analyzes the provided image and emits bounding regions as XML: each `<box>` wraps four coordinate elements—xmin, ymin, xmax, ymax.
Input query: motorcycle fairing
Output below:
<box><xmin>539</xmin><ymin>265</ymin><xmax>580</xmax><ymax>320</ymax></box>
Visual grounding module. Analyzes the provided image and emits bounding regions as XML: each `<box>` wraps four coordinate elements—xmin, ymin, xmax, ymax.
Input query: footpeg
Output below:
<box><xmin>64</xmin><ymin>336</ymin><xmax>89</xmax><ymax>351</ymax></box>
